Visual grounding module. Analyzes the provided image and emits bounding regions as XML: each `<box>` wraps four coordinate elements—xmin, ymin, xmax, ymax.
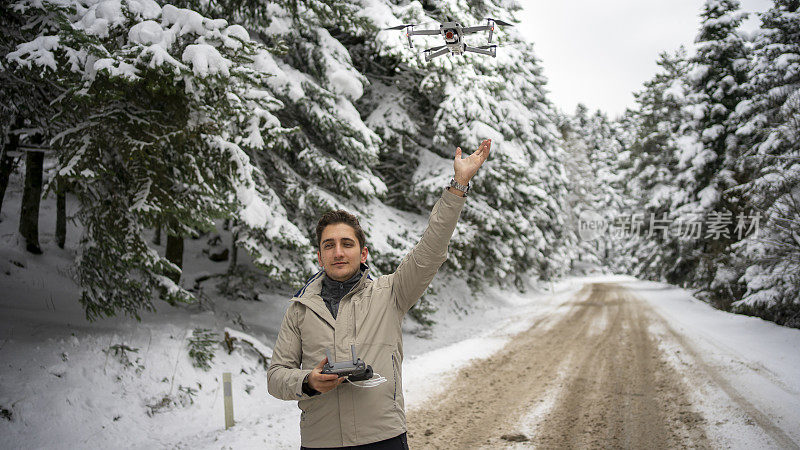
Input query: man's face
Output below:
<box><xmin>317</xmin><ymin>223</ymin><xmax>368</xmax><ymax>282</ymax></box>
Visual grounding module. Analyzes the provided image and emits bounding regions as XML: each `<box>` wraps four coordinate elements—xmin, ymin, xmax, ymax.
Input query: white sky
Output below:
<box><xmin>516</xmin><ymin>0</ymin><xmax>773</xmax><ymax>117</ymax></box>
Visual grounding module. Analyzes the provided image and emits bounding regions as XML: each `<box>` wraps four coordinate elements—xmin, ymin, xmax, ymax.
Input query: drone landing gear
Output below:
<box><xmin>464</xmin><ymin>45</ymin><xmax>497</xmax><ymax>58</ymax></box>
<box><xmin>424</xmin><ymin>46</ymin><xmax>450</xmax><ymax>62</ymax></box>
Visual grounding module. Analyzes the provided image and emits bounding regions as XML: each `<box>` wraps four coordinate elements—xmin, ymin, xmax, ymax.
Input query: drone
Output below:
<box><xmin>386</xmin><ymin>18</ymin><xmax>513</xmax><ymax>62</ymax></box>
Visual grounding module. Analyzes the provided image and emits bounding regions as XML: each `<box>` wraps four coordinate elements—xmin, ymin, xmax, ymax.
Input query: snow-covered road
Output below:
<box><xmin>403</xmin><ymin>276</ymin><xmax>800</xmax><ymax>449</ymax></box>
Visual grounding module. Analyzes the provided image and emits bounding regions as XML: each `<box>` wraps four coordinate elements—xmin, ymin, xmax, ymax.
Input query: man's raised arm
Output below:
<box><xmin>392</xmin><ymin>139</ymin><xmax>491</xmax><ymax>313</ymax></box>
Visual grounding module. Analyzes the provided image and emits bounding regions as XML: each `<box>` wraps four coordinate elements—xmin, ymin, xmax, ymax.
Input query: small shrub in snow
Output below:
<box><xmin>188</xmin><ymin>328</ymin><xmax>218</xmax><ymax>371</ymax></box>
<box><xmin>177</xmin><ymin>385</ymin><xmax>198</xmax><ymax>404</ymax></box>
<box><xmin>145</xmin><ymin>396</ymin><xmax>171</xmax><ymax>417</ymax></box>
<box><xmin>145</xmin><ymin>384</ymin><xmax>198</xmax><ymax>416</ymax></box>
<box><xmin>105</xmin><ymin>344</ymin><xmax>144</xmax><ymax>374</ymax></box>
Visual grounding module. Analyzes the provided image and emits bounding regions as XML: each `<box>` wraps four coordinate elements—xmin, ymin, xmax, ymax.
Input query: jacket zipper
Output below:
<box><xmin>392</xmin><ymin>354</ymin><xmax>398</xmax><ymax>402</ymax></box>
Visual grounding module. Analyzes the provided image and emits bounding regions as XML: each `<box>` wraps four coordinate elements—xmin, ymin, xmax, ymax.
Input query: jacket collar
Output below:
<box><xmin>321</xmin><ymin>267</ymin><xmax>363</xmax><ymax>299</ymax></box>
<box><xmin>293</xmin><ymin>263</ymin><xmax>372</xmax><ymax>327</ymax></box>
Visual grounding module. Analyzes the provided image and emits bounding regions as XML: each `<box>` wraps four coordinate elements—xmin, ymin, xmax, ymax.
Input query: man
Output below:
<box><xmin>268</xmin><ymin>139</ymin><xmax>491</xmax><ymax>449</ymax></box>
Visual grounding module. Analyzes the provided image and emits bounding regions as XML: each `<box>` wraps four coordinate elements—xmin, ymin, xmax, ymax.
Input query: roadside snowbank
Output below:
<box><xmin>623</xmin><ymin>278</ymin><xmax>800</xmax><ymax>449</ymax></box>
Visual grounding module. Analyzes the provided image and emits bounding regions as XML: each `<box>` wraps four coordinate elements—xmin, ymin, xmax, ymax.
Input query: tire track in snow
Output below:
<box><xmin>406</xmin><ymin>283</ymin><xmax>709</xmax><ymax>448</ymax></box>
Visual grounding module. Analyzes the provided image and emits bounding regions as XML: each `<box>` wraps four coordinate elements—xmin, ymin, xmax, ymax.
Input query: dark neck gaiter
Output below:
<box><xmin>320</xmin><ymin>269</ymin><xmax>362</xmax><ymax>320</ymax></box>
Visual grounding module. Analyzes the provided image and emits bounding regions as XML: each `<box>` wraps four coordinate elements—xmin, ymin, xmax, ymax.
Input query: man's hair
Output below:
<box><xmin>316</xmin><ymin>210</ymin><xmax>366</xmax><ymax>250</ymax></box>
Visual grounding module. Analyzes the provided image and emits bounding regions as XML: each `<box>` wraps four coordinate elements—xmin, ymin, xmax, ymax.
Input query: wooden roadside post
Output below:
<box><xmin>223</xmin><ymin>372</ymin><xmax>234</xmax><ymax>429</ymax></box>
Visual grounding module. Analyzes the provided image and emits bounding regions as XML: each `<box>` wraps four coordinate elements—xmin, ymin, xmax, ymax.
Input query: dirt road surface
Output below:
<box><xmin>406</xmin><ymin>283</ymin><xmax>710</xmax><ymax>449</ymax></box>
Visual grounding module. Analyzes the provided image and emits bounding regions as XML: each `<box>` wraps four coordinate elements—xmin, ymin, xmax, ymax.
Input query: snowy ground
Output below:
<box><xmin>0</xmin><ymin>181</ymin><xmax>579</xmax><ymax>449</ymax></box>
<box><xmin>0</xmin><ymin>232</ymin><xmax>575</xmax><ymax>449</ymax></box>
<box><xmin>4</xmin><ymin>271</ymin><xmax>799</xmax><ymax>448</ymax></box>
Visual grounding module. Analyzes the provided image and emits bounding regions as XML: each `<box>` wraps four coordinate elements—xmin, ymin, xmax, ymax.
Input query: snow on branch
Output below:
<box><xmin>223</xmin><ymin>328</ymin><xmax>272</xmax><ymax>368</ymax></box>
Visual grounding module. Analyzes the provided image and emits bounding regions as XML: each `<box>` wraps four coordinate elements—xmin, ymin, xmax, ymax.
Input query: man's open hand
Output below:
<box><xmin>454</xmin><ymin>139</ymin><xmax>491</xmax><ymax>185</ymax></box>
<box><xmin>307</xmin><ymin>356</ymin><xmax>345</xmax><ymax>394</ymax></box>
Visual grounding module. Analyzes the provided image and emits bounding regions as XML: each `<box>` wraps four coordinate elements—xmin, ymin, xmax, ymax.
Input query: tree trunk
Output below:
<box><xmin>166</xmin><ymin>222</ymin><xmax>183</xmax><ymax>284</ymax></box>
<box><xmin>19</xmin><ymin>144</ymin><xmax>44</xmax><ymax>254</ymax></box>
<box><xmin>0</xmin><ymin>126</ymin><xmax>21</xmax><ymax>217</ymax></box>
<box><xmin>55</xmin><ymin>177</ymin><xmax>66</xmax><ymax>249</ymax></box>
<box><xmin>228</xmin><ymin>227</ymin><xmax>238</xmax><ymax>273</ymax></box>
<box><xmin>153</xmin><ymin>226</ymin><xmax>161</xmax><ymax>245</ymax></box>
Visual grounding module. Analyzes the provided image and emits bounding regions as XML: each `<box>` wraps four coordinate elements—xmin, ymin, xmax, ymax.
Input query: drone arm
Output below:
<box><xmin>462</xmin><ymin>25</ymin><xmax>491</xmax><ymax>34</ymax></box>
<box><xmin>408</xmin><ymin>29</ymin><xmax>441</xmax><ymax>36</ymax></box>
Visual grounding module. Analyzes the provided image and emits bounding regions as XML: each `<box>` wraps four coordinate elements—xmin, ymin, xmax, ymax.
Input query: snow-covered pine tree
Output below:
<box><xmin>0</xmin><ymin>2</ymin><xmax>71</xmax><ymax>249</ymax></box>
<box><xmin>6</xmin><ymin>0</ymin><xmax>309</xmax><ymax>319</ymax></box>
<box><xmin>730</xmin><ymin>0</ymin><xmax>800</xmax><ymax>326</ymax></box>
<box><xmin>671</xmin><ymin>0</ymin><xmax>750</xmax><ymax>306</ymax></box>
<box><xmin>192</xmin><ymin>0</ymin><xmax>575</xmax><ymax>296</ymax></box>
<box><xmin>0</xmin><ymin>2</ymin><xmax>61</xmax><ymax>234</ymax></box>
<box><xmin>557</xmin><ymin>105</ymin><xmax>604</xmax><ymax>273</ymax></box>
<box><xmin>175</xmin><ymin>0</ymin><xmax>391</xmax><ymax>278</ymax></box>
<box><xmin>624</xmin><ymin>49</ymin><xmax>692</xmax><ymax>283</ymax></box>
<box><xmin>561</xmin><ymin>106</ymin><xmax>629</xmax><ymax>272</ymax></box>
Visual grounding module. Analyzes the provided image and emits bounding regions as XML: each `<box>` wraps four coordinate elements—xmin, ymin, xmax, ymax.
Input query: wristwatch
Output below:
<box><xmin>449</xmin><ymin>178</ymin><xmax>470</xmax><ymax>195</ymax></box>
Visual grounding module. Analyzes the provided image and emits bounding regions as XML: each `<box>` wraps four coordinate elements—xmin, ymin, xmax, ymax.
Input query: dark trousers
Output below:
<box><xmin>301</xmin><ymin>432</ymin><xmax>409</xmax><ymax>450</ymax></box>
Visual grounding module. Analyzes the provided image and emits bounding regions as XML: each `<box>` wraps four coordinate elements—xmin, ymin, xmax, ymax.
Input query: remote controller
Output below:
<box><xmin>321</xmin><ymin>345</ymin><xmax>374</xmax><ymax>381</ymax></box>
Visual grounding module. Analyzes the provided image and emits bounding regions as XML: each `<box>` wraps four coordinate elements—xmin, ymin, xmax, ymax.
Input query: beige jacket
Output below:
<box><xmin>267</xmin><ymin>189</ymin><xmax>466</xmax><ymax>447</ymax></box>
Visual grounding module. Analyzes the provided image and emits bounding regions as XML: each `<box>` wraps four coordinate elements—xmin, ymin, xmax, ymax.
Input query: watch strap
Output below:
<box><xmin>449</xmin><ymin>178</ymin><xmax>470</xmax><ymax>194</ymax></box>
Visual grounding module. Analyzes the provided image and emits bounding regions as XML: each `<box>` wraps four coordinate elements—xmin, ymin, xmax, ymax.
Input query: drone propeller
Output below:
<box><xmin>483</xmin><ymin>18</ymin><xmax>513</xmax><ymax>43</ymax></box>
<box><xmin>486</xmin><ymin>18</ymin><xmax>513</xmax><ymax>27</ymax></box>
<box><xmin>384</xmin><ymin>24</ymin><xmax>415</xmax><ymax>30</ymax></box>
<box><xmin>386</xmin><ymin>24</ymin><xmax>419</xmax><ymax>48</ymax></box>
<box><xmin>476</xmin><ymin>45</ymin><xmax>497</xmax><ymax>49</ymax></box>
